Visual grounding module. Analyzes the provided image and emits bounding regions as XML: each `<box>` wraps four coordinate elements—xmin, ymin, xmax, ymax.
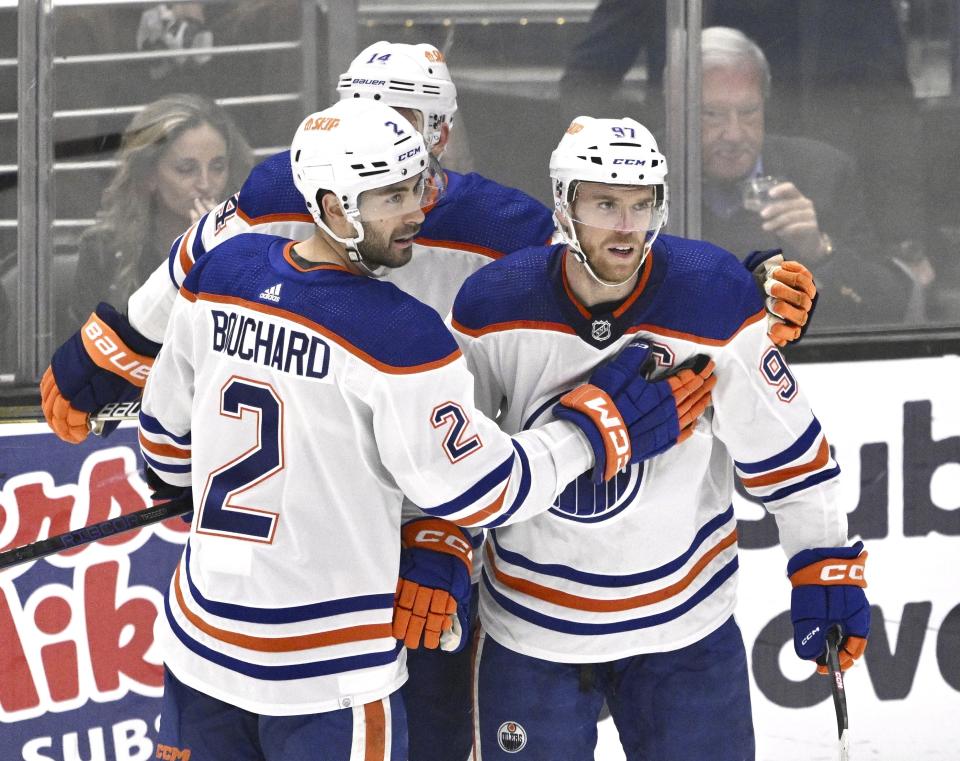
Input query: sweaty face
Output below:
<box><xmin>701</xmin><ymin>65</ymin><xmax>765</xmax><ymax>182</ymax></box>
<box><xmin>570</xmin><ymin>182</ymin><xmax>658</xmax><ymax>284</ymax></box>
<box><xmin>355</xmin><ymin>174</ymin><xmax>426</xmax><ymax>268</ymax></box>
<box><xmin>151</xmin><ymin>122</ymin><xmax>229</xmax><ymax>221</ymax></box>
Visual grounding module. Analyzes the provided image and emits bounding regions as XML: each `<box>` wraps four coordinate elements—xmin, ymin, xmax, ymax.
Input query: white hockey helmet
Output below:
<box><xmin>290</xmin><ymin>99</ymin><xmax>432</xmax><ymax>275</ymax></box>
<box><xmin>336</xmin><ymin>41</ymin><xmax>458</xmax><ymax>150</ymax></box>
<box><xmin>550</xmin><ymin>116</ymin><xmax>669</xmax><ymax>285</ymax></box>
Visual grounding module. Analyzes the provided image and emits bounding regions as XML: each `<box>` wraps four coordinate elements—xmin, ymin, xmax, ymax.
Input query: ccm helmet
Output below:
<box><xmin>290</xmin><ymin>99</ymin><xmax>430</xmax><ymax>276</ymax></box>
<box><xmin>550</xmin><ymin>116</ymin><xmax>668</xmax><ymax>286</ymax></box>
<box><xmin>337</xmin><ymin>41</ymin><xmax>457</xmax><ymax>150</ymax></box>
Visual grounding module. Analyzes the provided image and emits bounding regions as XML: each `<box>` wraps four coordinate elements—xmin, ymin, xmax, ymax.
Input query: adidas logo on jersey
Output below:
<box><xmin>259</xmin><ymin>283</ymin><xmax>282</xmax><ymax>303</ymax></box>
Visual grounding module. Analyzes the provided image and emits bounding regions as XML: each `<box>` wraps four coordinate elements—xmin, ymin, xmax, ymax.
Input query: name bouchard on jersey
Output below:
<box><xmin>210</xmin><ymin>309</ymin><xmax>330</xmax><ymax>381</ymax></box>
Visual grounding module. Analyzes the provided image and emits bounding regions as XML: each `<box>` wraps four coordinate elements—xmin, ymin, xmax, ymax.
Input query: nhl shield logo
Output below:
<box><xmin>497</xmin><ymin>721</ymin><xmax>528</xmax><ymax>753</ymax></box>
<box><xmin>591</xmin><ymin>319</ymin><xmax>612</xmax><ymax>342</ymax></box>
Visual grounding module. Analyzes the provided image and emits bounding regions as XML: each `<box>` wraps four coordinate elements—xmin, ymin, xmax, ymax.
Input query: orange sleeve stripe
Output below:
<box><xmin>454</xmin><ymin>480</ymin><xmax>511</xmax><ymax>527</ymax></box>
<box><xmin>485</xmin><ymin>529</ymin><xmax>738</xmax><ymax>612</ymax></box>
<box><xmin>740</xmin><ymin>438</ymin><xmax>830</xmax><ymax>488</ymax></box>
<box><xmin>363</xmin><ymin>700</ymin><xmax>387</xmax><ymax>761</ymax></box>
<box><xmin>178</xmin><ymin>227</ymin><xmax>195</xmax><ymax>276</ymax></box>
<box><xmin>414</xmin><ymin>236</ymin><xmax>506</xmax><ymax>260</ymax></box>
<box><xmin>173</xmin><ymin>565</ymin><xmax>391</xmax><ymax>651</ymax></box>
<box><xmin>197</xmin><ymin>292</ymin><xmax>462</xmax><ymax>374</ymax></box>
<box><xmin>450</xmin><ymin>317</ymin><xmax>578</xmax><ymax>338</ymax></box>
<box><xmin>139</xmin><ymin>431</ymin><xmax>191</xmax><ymax>460</ymax></box>
<box><xmin>178</xmin><ymin>286</ymin><xmax>199</xmax><ymax>302</ymax></box>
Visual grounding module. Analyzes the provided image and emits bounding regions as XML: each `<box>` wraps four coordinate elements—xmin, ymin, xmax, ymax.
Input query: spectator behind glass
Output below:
<box><xmin>698</xmin><ymin>27</ymin><xmax>910</xmax><ymax>329</ymax></box>
<box><xmin>69</xmin><ymin>94</ymin><xmax>253</xmax><ymax>328</ymax></box>
<box><xmin>559</xmin><ymin>1</ymin><xmax>923</xmax><ymax>258</ymax></box>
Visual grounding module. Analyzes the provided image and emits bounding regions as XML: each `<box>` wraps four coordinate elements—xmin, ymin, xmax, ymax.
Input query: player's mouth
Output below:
<box><xmin>606</xmin><ymin>244</ymin><xmax>636</xmax><ymax>259</ymax></box>
<box><xmin>392</xmin><ymin>231</ymin><xmax>419</xmax><ymax>249</ymax></box>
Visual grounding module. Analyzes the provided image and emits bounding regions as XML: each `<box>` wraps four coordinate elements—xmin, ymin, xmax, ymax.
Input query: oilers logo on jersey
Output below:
<box><xmin>523</xmin><ymin>390</ymin><xmax>645</xmax><ymax>523</ymax></box>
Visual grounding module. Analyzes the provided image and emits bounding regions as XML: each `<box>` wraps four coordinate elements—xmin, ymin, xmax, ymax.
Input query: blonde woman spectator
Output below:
<box><xmin>69</xmin><ymin>94</ymin><xmax>252</xmax><ymax>326</ymax></box>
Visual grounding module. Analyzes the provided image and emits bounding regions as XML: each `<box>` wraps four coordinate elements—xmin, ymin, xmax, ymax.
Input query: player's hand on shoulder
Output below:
<box><xmin>554</xmin><ymin>340</ymin><xmax>716</xmax><ymax>483</ymax></box>
<box><xmin>744</xmin><ymin>249</ymin><xmax>818</xmax><ymax>347</ymax></box>
<box><xmin>394</xmin><ymin>518</ymin><xmax>473</xmax><ymax>653</ymax></box>
<box><xmin>788</xmin><ymin>540</ymin><xmax>870</xmax><ymax>673</ymax></box>
<box><xmin>41</xmin><ymin>302</ymin><xmax>161</xmax><ymax>443</ymax></box>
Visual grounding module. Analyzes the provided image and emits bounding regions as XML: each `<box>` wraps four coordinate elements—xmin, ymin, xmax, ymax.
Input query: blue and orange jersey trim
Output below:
<box><xmin>734</xmin><ymin>417</ymin><xmax>840</xmax><ymax>503</ymax></box>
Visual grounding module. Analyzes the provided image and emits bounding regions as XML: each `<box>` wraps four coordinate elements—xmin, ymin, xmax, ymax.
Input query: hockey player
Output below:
<box><xmin>139</xmin><ymin>99</ymin><xmax>717</xmax><ymax>761</ymax></box>
<box><xmin>41</xmin><ymin>41</ymin><xmax>814</xmax><ymax>444</ymax></box>
<box><xmin>40</xmin><ymin>41</ymin><xmax>814</xmax><ymax>761</ymax></box>
<box><xmin>450</xmin><ymin>117</ymin><xmax>870</xmax><ymax>761</ymax></box>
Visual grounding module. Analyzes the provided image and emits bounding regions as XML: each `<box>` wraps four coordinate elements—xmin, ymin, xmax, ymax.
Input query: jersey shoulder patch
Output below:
<box><xmin>419</xmin><ymin>171</ymin><xmax>554</xmax><ymax>260</ymax></box>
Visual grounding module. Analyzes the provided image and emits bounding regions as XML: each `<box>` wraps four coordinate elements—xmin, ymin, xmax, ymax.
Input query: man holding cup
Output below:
<box><xmin>699</xmin><ymin>26</ymin><xmax>909</xmax><ymax>327</ymax></box>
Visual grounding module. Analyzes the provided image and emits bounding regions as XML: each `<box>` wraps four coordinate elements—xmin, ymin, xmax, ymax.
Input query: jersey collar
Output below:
<box><xmin>551</xmin><ymin>243</ymin><xmax>662</xmax><ymax>348</ymax></box>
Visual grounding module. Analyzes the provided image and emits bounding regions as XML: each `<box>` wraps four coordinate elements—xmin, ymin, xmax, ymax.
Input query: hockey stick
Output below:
<box><xmin>0</xmin><ymin>494</ymin><xmax>192</xmax><ymax>571</ymax></box>
<box><xmin>88</xmin><ymin>399</ymin><xmax>142</xmax><ymax>435</ymax></box>
<box><xmin>825</xmin><ymin>625</ymin><xmax>850</xmax><ymax>761</ymax></box>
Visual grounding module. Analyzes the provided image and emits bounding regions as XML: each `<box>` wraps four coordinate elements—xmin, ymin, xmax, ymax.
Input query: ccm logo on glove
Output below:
<box><xmin>819</xmin><ymin>563</ymin><xmax>865</xmax><ymax>582</ymax></box>
<box><xmin>560</xmin><ymin>386</ymin><xmax>631</xmax><ymax>477</ymax></box>
<box><xmin>411</xmin><ymin>528</ymin><xmax>472</xmax><ymax>559</ymax></box>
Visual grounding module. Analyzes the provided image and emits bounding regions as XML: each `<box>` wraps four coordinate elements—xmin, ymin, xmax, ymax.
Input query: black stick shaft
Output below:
<box><xmin>826</xmin><ymin>625</ymin><xmax>849</xmax><ymax>738</ymax></box>
<box><xmin>0</xmin><ymin>496</ymin><xmax>193</xmax><ymax>570</ymax></box>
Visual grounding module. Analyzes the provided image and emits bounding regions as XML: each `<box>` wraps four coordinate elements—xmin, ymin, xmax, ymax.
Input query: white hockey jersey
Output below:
<box><xmin>139</xmin><ymin>234</ymin><xmax>592</xmax><ymax>714</ymax></box>
<box><xmin>450</xmin><ymin>235</ymin><xmax>847</xmax><ymax>663</ymax></box>
<box><xmin>128</xmin><ymin>150</ymin><xmax>554</xmax><ymax>343</ymax></box>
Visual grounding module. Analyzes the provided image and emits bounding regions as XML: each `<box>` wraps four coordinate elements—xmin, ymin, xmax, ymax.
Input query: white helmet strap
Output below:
<box><xmin>312</xmin><ymin>198</ymin><xmax>387</xmax><ymax>279</ymax></box>
<box><xmin>554</xmin><ymin>181</ymin><xmax>664</xmax><ymax>289</ymax></box>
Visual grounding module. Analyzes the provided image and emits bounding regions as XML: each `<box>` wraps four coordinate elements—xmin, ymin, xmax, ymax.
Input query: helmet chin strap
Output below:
<box><xmin>312</xmin><ymin>210</ymin><xmax>388</xmax><ymax>278</ymax></box>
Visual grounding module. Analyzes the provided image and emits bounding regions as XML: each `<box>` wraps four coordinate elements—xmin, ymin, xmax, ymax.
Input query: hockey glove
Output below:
<box><xmin>788</xmin><ymin>540</ymin><xmax>870</xmax><ymax>673</ymax></box>
<box><xmin>554</xmin><ymin>340</ymin><xmax>716</xmax><ymax>482</ymax></box>
<box><xmin>394</xmin><ymin>518</ymin><xmax>473</xmax><ymax>653</ymax></box>
<box><xmin>744</xmin><ymin>249</ymin><xmax>818</xmax><ymax>347</ymax></box>
<box><xmin>41</xmin><ymin>303</ymin><xmax>160</xmax><ymax>443</ymax></box>
<box><xmin>144</xmin><ymin>465</ymin><xmax>193</xmax><ymax>523</ymax></box>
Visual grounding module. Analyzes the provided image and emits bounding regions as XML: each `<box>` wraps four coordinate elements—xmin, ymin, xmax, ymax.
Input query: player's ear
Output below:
<box><xmin>318</xmin><ymin>190</ymin><xmax>355</xmax><ymax>237</ymax></box>
<box><xmin>318</xmin><ymin>190</ymin><xmax>346</xmax><ymax>222</ymax></box>
<box><xmin>435</xmin><ymin>122</ymin><xmax>451</xmax><ymax>155</ymax></box>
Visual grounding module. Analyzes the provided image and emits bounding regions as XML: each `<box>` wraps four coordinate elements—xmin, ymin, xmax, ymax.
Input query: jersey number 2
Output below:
<box><xmin>197</xmin><ymin>377</ymin><xmax>285</xmax><ymax>542</ymax></box>
<box><xmin>432</xmin><ymin>402</ymin><xmax>482</xmax><ymax>463</ymax></box>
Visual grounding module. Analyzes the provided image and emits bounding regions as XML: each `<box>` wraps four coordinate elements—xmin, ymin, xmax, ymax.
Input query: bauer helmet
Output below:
<box><xmin>337</xmin><ymin>41</ymin><xmax>457</xmax><ymax>150</ymax></box>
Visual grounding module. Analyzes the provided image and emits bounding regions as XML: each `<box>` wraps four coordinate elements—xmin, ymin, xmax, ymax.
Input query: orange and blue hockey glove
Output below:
<box><xmin>744</xmin><ymin>249</ymin><xmax>818</xmax><ymax>346</ymax></box>
<box><xmin>394</xmin><ymin>518</ymin><xmax>473</xmax><ymax>653</ymax></box>
<box><xmin>788</xmin><ymin>540</ymin><xmax>870</xmax><ymax>673</ymax></box>
<box><xmin>41</xmin><ymin>303</ymin><xmax>160</xmax><ymax>443</ymax></box>
<box><xmin>554</xmin><ymin>340</ymin><xmax>716</xmax><ymax>482</ymax></box>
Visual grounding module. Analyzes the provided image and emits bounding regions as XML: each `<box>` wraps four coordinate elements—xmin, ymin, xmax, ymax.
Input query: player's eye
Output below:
<box><xmin>209</xmin><ymin>158</ymin><xmax>227</xmax><ymax>174</ymax></box>
<box><xmin>175</xmin><ymin>161</ymin><xmax>198</xmax><ymax>176</ymax></box>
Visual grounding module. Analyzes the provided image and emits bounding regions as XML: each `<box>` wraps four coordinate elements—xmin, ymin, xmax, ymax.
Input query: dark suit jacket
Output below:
<box><xmin>701</xmin><ymin>135</ymin><xmax>910</xmax><ymax>328</ymax></box>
